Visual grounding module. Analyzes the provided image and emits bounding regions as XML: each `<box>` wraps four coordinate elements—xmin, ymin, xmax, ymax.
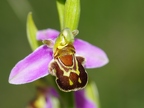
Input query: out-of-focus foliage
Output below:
<box><xmin>0</xmin><ymin>0</ymin><xmax>144</xmax><ymax>108</ymax></box>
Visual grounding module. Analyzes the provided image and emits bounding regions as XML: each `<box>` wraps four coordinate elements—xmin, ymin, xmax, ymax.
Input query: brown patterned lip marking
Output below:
<box><xmin>56</xmin><ymin>59</ymin><xmax>88</xmax><ymax>92</ymax></box>
<box><xmin>59</xmin><ymin>55</ymin><xmax>73</xmax><ymax>66</ymax></box>
<box><xmin>49</xmin><ymin>55</ymin><xmax>88</xmax><ymax>92</ymax></box>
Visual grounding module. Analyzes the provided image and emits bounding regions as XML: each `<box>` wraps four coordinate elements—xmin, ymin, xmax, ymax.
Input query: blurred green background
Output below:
<box><xmin>0</xmin><ymin>0</ymin><xmax>144</xmax><ymax>108</ymax></box>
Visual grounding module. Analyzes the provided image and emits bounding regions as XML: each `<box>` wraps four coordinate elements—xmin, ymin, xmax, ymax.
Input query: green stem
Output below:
<box><xmin>59</xmin><ymin>91</ymin><xmax>75</xmax><ymax>108</ymax></box>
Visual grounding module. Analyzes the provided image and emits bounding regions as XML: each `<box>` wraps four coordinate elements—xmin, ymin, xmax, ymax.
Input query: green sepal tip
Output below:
<box><xmin>64</xmin><ymin>0</ymin><xmax>80</xmax><ymax>30</ymax></box>
<box><xmin>85</xmin><ymin>81</ymin><xmax>101</xmax><ymax>108</ymax></box>
<box><xmin>26</xmin><ymin>12</ymin><xmax>38</xmax><ymax>50</ymax></box>
<box><xmin>56</xmin><ymin>0</ymin><xmax>66</xmax><ymax>30</ymax></box>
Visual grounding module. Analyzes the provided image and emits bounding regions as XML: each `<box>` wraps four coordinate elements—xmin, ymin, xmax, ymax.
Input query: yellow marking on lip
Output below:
<box><xmin>78</xmin><ymin>78</ymin><xmax>82</xmax><ymax>83</ymax></box>
<box><xmin>69</xmin><ymin>79</ymin><xmax>73</xmax><ymax>86</ymax></box>
<box><xmin>56</xmin><ymin>56</ymin><xmax>80</xmax><ymax>77</ymax></box>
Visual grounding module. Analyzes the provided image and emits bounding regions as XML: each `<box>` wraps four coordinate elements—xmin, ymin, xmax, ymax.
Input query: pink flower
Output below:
<box><xmin>9</xmin><ymin>29</ymin><xmax>109</xmax><ymax>86</ymax></box>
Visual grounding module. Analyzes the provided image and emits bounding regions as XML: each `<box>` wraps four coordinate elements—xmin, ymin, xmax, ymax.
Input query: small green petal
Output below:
<box><xmin>64</xmin><ymin>0</ymin><xmax>80</xmax><ymax>30</ymax></box>
<box><xmin>85</xmin><ymin>81</ymin><xmax>101</xmax><ymax>108</ymax></box>
<box><xmin>27</xmin><ymin>12</ymin><xmax>39</xmax><ymax>50</ymax></box>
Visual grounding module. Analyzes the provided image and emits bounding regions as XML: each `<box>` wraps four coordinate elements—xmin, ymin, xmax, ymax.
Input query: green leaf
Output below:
<box><xmin>85</xmin><ymin>81</ymin><xmax>101</xmax><ymax>108</ymax></box>
<box><xmin>64</xmin><ymin>0</ymin><xmax>80</xmax><ymax>30</ymax></box>
<box><xmin>26</xmin><ymin>12</ymin><xmax>38</xmax><ymax>50</ymax></box>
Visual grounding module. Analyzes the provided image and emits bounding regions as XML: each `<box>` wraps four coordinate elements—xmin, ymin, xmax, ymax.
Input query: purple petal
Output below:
<box><xmin>74</xmin><ymin>90</ymin><xmax>97</xmax><ymax>108</ymax></box>
<box><xmin>9</xmin><ymin>45</ymin><xmax>53</xmax><ymax>84</ymax></box>
<box><xmin>74</xmin><ymin>39</ymin><xmax>109</xmax><ymax>68</ymax></box>
<box><xmin>46</xmin><ymin>96</ymin><xmax>53</xmax><ymax>108</ymax></box>
<box><xmin>37</xmin><ymin>29</ymin><xmax>59</xmax><ymax>41</ymax></box>
<box><xmin>49</xmin><ymin>88</ymin><xmax>59</xmax><ymax>98</ymax></box>
<box><xmin>46</xmin><ymin>88</ymin><xmax>59</xmax><ymax>108</ymax></box>
<box><xmin>46</xmin><ymin>87</ymin><xmax>59</xmax><ymax>108</ymax></box>
<box><xmin>27</xmin><ymin>87</ymin><xmax>59</xmax><ymax>108</ymax></box>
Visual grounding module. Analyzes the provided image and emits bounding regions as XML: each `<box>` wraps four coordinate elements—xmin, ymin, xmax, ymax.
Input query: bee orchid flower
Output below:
<box><xmin>9</xmin><ymin>28</ymin><xmax>109</xmax><ymax>92</ymax></box>
<box><xmin>27</xmin><ymin>87</ymin><xmax>60</xmax><ymax>108</ymax></box>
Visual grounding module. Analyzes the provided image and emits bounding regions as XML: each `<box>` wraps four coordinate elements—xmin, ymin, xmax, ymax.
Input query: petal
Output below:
<box><xmin>74</xmin><ymin>90</ymin><xmax>97</xmax><ymax>108</ymax></box>
<box><xmin>74</xmin><ymin>39</ymin><xmax>109</xmax><ymax>68</ymax></box>
<box><xmin>49</xmin><ymin>88</ymin><xmax>59</xmax><ymax>98</ymax></box>
<box><xmin>37</xmin><ymin>29</ymin><xmax>59</xmax><ymax>41</ymax></box>
<box><xmin>47</xmin><ymin>88</ymin><xmax>60</xmax><ymax>108</ymax></box>
<box><xmin>27</xmin><ymin>87</ymin><xmax>60</xmax><ymax>108</ymax></box>
<box><xmin>9</xmin><ymin>45</ymin><xmax>53</xmax><ymax>84</ymax></box>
